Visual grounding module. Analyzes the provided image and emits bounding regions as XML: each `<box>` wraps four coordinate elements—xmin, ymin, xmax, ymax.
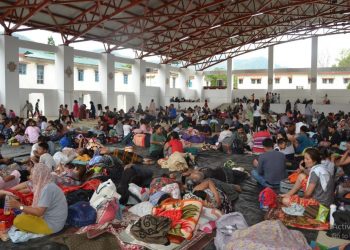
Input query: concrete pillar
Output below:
<box><xmin>194</xmin><ymin>71</ymin><xmax>204</xmax><ymax>102</ymax></box>
<box><xmin>268</xmin><ymin>46</ymin><xmax>274</xmax><ymax>92</ymax></box>
<box><xmin>99</xmin><ymin>53</ymin><xmax>116</xmax><ymax>109</ymax></box>
<box><xmin>131</xmin><ymin>59</ymin><xmax>146</xmax><ymax>107</ymax></box>
<box><xmin>310</xmin><ymin>36</ymin><xmax>318</xmax><ymax>101</ymax></box>
<box><xmin>56</xmin><ymin>45</ymin><xmax>74</xmax><ymax>109</ymax></box>
<box><xmin>158</xmin><ymin>64</ymin><xmax>170</xmax><ymax>107</ymax></box>
<box><xmin>178</xmin><ymin>68</ymin><xmax>189</xmax><ymax>98</ymax></box>
<box><xmin>227</xmin><ymin>58</ymin><xmax>233</xmax><ymax>102</ymax></box>
<box><xmin>0</xmin><ymin>35</ymin><xmax>20</xmax><ymax>114</ymax></box>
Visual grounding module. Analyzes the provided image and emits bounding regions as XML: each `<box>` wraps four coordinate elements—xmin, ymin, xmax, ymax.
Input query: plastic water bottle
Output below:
<box><xmin>330</xmin><ymin>204</ymin><xmax>337</xmax><ymax>229</ymax></box>
<box><xmin>339</xmin><ymin>202</ymin><xmax>346</xmax><ymax>211</ymax></box>
<box><xmin>3</xmin><ymin>195</ymin><xmax>11</xmax><ymax>216</ymax></box>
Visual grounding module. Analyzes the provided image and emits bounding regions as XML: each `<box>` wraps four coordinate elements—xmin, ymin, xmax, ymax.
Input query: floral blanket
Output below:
<box><xmin>152</xmin><ymin>199</ymin><xmax>203</xmax><ymax>244</ymax></box>
<box><xmin>266</xmin><ymin>207</ymin><xmax>329</xmax><ymax>231</ymax></box>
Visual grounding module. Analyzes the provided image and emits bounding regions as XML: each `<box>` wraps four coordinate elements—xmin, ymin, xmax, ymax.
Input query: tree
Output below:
<box><xmin>334</xmin><ymin>49</ymin><xmax>350</xmax><ymax>67</ymax></box>
<box><xmin>47</xmin><ymin>36</ymin><xmax>55</xmax><ymax>46</ymax></box>
<box><xmin>204</xmin><ymin>73</ymin><xmax>227</xmax><ymax>86</ymax></box>
<box><xmin>233</xmin><ymin>75</ymin><xmax>238</xmax><ymax>89</ymax></box>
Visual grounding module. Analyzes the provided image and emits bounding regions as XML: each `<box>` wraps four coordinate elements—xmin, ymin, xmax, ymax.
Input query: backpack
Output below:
<box><xmin>327</xmin><ymin>210</ymin><xmax>350</xmax><ymax>240</ymax></box>
<box><xmin>66</xmin><ymin>201</ymin><xmax>96</xmax><ymax>227</ymax></box>
<box><xmin>66</xmin><ymin>189</ymin><xmax>94</xmax><ymax>206</ymax></box>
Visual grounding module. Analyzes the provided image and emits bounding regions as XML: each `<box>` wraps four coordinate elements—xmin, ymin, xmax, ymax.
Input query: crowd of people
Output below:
<box><xmin>0</xmin><ymin>95</ymin><xmax>349</xmax><ymax>248</ymax></box>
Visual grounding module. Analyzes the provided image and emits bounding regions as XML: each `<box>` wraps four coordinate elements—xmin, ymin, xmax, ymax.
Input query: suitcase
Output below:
<box><xmin>133</xmin><ymin>134</ymin><xmax>146</xmax><ymax>147</ymax></box>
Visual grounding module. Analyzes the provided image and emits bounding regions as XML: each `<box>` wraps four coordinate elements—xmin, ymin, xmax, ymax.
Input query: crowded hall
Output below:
<box><xmin>1</xmin><ymin>1</ymin><xmax>350</xmax><ymax>249</ymax></box>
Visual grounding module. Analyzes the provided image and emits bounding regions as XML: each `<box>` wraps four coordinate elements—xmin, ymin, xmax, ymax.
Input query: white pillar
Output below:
<box><xmin>99</xmin><ymin>53</ymin><xmax>116</xmax><ymax>109</ymax></box>
<box><xmin>194</xmin><ymin>71</ymin><xmax>204</xmax><ymax>102</ymax></box>
<box><xmin>268</xmin><ymin>46</ymin><xmax>274</xmax><ymax>92</ymax></box>
<box><xmin>310</xmin><ymin>37</ymin><xmax>318</xmax><ymax>101</ymax></box>
<box><xmin>56</xmin><ymin>45</ymin><xmax>74</xmax><ymax>109</ymax></box>
<box><xmin>0</xmin><ymin>35</ymin><xmax>20</xmax><ymax>114</ymax></box>
<box><xmin>227</xmin><ymin>58</ymin><xmax>232</xmax><ymax>103</ymax></box>
<box><xmin>158</xmin><ymin>64</ymin><xmax>170</xmax><ymax>107</ymax></box>
<box><xmin>178</xmin><ymin>68</ymin><xmax>189</xmax><ymax>98</ymax></box>
<box><xmin>131</xmin><ymin>59</ymin><xmax>146</xmax><ymax>107</ymax></box>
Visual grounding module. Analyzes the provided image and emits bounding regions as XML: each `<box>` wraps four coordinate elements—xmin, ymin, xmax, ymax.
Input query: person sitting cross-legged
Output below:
<box><xmin>251</xmin><ymin>138</ymin><xmax>286</xmax><ymax>188</ymax></box>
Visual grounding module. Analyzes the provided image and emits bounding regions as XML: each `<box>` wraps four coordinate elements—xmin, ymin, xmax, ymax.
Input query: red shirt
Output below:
<box><xmin>168</xmin><ymin>139</ymin><xmax>184</xmax><ymax>153</ymax></box>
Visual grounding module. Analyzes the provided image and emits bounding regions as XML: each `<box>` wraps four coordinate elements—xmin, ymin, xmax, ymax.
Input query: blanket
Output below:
<box><xmin>266</xmin><ymin>206</ymin><xmax>329</xmax><ymax>231</ymax></box>
<box><xmin>152</xmin><ymin>199</ymin><xmax>203</xmax><ymax>244</ymax></box>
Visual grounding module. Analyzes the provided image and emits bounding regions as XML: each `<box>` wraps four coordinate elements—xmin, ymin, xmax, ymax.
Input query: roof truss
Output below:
<box><xmin>0</xmin><ymin>0</ymin><xmax>349</xmax><ymax>70</ymax></box>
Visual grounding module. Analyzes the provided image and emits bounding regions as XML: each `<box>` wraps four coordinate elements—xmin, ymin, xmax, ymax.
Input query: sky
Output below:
<box><xmin>2</xmin><ymin>25</ymin><xmax>350</xmax><ymax>70</ymax></box>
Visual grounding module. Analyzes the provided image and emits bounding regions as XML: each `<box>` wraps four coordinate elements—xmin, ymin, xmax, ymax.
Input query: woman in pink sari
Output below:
<box><xmin>73</xmin><ymin>100</ymin><xmax>79</xmax><ymax>119</ymax></box>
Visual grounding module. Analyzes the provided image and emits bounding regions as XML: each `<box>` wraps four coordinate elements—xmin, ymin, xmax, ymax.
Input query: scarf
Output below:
<box><xmin>32</xmin><ymin>163</ymin><xmax>53</xmax><ymax>207</ymax></box>
<box><xmin>306</xmin><ymin>162</ymin><xmax>331</xmax><ymax>192</ymax></box>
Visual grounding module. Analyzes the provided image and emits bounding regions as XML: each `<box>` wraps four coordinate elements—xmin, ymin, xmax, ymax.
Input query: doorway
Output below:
<box><xmin>29</xmin><ymin>93</ymin><xmax>45</xmax><ymax>116</ymax></box>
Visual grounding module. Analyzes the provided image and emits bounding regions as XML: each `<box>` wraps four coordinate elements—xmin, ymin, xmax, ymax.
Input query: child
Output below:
<box><xmin>164</xmin><ymin>132</ymin><xmax>184</xmax><ymax>156</ymax></box>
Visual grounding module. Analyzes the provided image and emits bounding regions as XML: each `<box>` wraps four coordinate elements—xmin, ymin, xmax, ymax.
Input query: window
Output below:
<box><xmin>322</xmin><ymin>78</ymin><xmax>334</xmax><ymax>84</ymax></box>
<box><xmin>344</xmin><ymin>78</ymin><xmax>350</xmax><ymax>84</ymax></box>
<box><xmin>188</xmin><ymin>80</ymin><xmax>193</xmax><ymax>88</ymax></box>
<box><xmin>19</xmin><ymin>63</ymin><xmax>27</xmax><ymax>75</ymax></box>
<box><xmin>78</xmin><ymin>69</ymin><xmax>84</xmax><ymax>81</ymax></box>
<box><xmin>123</xmin><ymin>73</ymin><xmax>128</xmax><ymax>84</ymax></box>
<box><xmin>37</xmin><ymin>65</ymin><xmax>44</xmax><ymax>84</ymax></box>
<box><xmin>288</xmin><ymin>77</ymin><xmax>292</xmax><ymax>84</ymax></box>
<box><xmin>251</xmin><ymin>78</ymin><xmax>261</xmax><ymax>84</ymax></box>
<box><xmin>94</xmin><ymin>70</ymin><xmax>99</xmax><ymax>82</ymax></box>
<box><xmin>238</xmin><ymin>78</ymin><xmax>243</xmax><ymax>84</ymax></box>
<box><xmin>275</xmin><ymin>78</ymin><xmax>280</xmax><ymax>84</ymax></box>
<box><xmin>172</xmin><ymin>77</ymin><xmax>176</xmax><ymax>88</ymax></box>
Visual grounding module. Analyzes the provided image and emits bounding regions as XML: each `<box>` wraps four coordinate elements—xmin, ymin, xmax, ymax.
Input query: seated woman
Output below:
<box><xmin>281</xmin><ymin>148</ymin><xmax>334</xmax><ymax>207</ymax></box>
<box><xmin>7</xmin><ymin>163</ymin><xmax>68</xmax><ymax>235</ymax></box>
<box><xmin>164</xmin><ymin>132</ymin><xmax>184</xmax><ymax>157</ymax></box>
<box><xmin>149</xmin><ymin>125</ymin><xmax>166</xmax><ymax>159</ymax></box>
<box><xmin>217</xmin><ymin>124</ymin><xmax>234</xmax><ymax>154</ymax></box>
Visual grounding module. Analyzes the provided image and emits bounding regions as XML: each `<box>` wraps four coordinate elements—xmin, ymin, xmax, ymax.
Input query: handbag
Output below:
<box><xmin>90</xmin><ymin>179</ymin><xmax>117</xmax><ymax>210</ymax></box>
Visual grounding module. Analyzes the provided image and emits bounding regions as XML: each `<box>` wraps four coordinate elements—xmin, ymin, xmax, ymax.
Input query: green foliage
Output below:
<box><xmin>47</xmin><ymin>36</ymin><xmax>55</xmax><ymax>46</ymax></box>
<box><xmin>334</xmin><ymin>49</ymin><xmax>350</xmax><ymax>68</ymax></box>
<box><xmin>347</xmin><ymin>83</ymin><xmax>350</xmax><ymax>90</ymax></box>
<box><xmin>233</xmin><ymin>75</ymin><xmax>238</xmax><ymax>89</ymax></box>
<box><xmin>121</xmin><ymin>64</ymin><xmax>132</xmax><ymax>69</ymax></box>
<box><xmin>205</xmin><ymin>73</ymin><xmax>227</xmax><ymax>86</ymax></box>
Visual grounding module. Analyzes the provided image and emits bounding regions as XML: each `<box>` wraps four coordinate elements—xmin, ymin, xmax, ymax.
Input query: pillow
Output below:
<box><xmin>129</xmin><ymin>201</ymin><xmax>153</xmax><ymax>217</ymax></box>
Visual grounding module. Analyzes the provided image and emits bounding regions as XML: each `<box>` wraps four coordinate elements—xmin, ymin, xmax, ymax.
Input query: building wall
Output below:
<box><xmin>74</xmin><ymin>67</ymin><xmax>100</xmax><ymax>91</ymax></box>
<box><xmin>19</xmin><ymin>61</ymin><xmax>57</xmax><ymax>89</ymax></box>
<box><xmin>115</xmin><ymin>72</ymin><xmax>133</xmax><ymax>92</ymax></box>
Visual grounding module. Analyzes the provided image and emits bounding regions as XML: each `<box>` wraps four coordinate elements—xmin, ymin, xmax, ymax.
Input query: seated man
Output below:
<box><xmin>251</xmin><ymin>138</ymin><xmax>286</xmax><ymax>187</ymax></box>
<box><xmin>232</xmin><ymin>124</ymin><xmax>248</xmax><ymax>154</ymax></box>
